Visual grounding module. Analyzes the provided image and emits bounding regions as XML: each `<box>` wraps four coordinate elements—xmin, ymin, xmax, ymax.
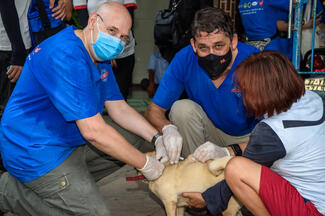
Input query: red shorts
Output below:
<box><xmin>259</xmin><ymin>166</ymin><xmax>323</xmax><ymax>216</ymax></box>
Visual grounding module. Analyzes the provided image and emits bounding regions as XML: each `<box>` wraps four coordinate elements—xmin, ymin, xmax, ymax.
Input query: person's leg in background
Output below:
<box><xmin>169</xmin><ymin>99</ymin><xmax>250</xmax><ymax>157</ymax></box>
<box><xmin>113</xmin><ymin>54</ymin><xmax>135</xmax><ymax>100</ymax></box>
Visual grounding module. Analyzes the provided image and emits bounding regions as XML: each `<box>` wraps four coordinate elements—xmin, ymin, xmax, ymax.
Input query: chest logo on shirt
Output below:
<box><xmin>231</xmin><ymin>88</ymin><xmax>242</xmax><ymax>97</ymax></box>
<box><xmin>239</xmin><ymin>0</ymin><xmax>264</xmax><ymax>14</ymax></box>
<box><xmin>239</xmin><ymin>1</ymin><xmax>263</xmax><ymax>9</ymax></box>
<box><xmin>259</xmin><ymin>0</ymin><xmax>263</xmax><ymax>6</ymax></box>
<box><xmin>100</xmin><ymin>70</ymin><xmax>109</xmax><ymax>82</ymax></box>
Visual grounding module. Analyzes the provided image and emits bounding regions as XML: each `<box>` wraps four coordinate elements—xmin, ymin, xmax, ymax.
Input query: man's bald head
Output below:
<box><xmin>97</xmin><ymin>2</ymin><xmax>132</xmax><ymax>30</ymax></box>
<box><xmin>85</xmin><ymin>2</ymin><xmax>132</xmax><ymax>40</ymax></box>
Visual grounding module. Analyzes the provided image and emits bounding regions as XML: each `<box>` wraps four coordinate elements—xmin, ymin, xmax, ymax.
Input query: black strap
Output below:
<box><xmin>151</xmin><ymin>132</ymin><xmax>162</xmax><ymax>145</ymax></box>
<box><xmin>35</xmin><ymin>0</ymin><xmax>51</xmax><ymax>31</ymax></box>
<box><xmin>248</xmin><ymin>32</ymin><xmax>278</xmax><ymax>42</ymax></box>
<box><xmin>283</xmin><ymin>99</ymin><xmax>325</xmax><ymax>128</ymax></box>
<box><xmin>230</xmin><ymin>144</ymin><xmax>242</xmax><ymax>156</ymax></box>
<box><xmin>270</xmin><ymin>31</ymin><xmax>278</xmax><ymax>40</ymax></box>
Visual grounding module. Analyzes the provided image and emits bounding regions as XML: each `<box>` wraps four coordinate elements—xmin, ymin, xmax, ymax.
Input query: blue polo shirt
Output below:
<box><xmin>0</xmin><ymin>26</ymin><xmax>123</xmax><ymax>183</ymax></box>
<box><xmin>153</xmin><ymin>42</ymin><xmax>260</xmax><ymax>136</ymax></box>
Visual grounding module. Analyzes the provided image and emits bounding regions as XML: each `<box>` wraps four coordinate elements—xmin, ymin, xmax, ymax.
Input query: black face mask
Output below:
<box><xmin>197</xmin><ymin>49</ymin><xmax>232</xmax><ymax>80</ymax></box>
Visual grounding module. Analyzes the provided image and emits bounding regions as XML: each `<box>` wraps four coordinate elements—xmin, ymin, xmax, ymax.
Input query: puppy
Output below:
<box><xmin>143</xmin><ymin>152</ymin><xmax>241</xmax><ymax>216</ymax></box>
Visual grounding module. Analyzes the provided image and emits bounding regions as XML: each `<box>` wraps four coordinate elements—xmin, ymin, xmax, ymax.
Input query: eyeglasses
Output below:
<box><xmin>97</xmin><ymin>14</ymin><xmax>129</xmax><ymax>43</ymax></box>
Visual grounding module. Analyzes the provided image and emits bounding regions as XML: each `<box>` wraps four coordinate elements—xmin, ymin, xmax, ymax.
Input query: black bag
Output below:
<box><xmin>154</xmin><ymin>0</ymin><xmax>183</xmax><ymax>46</ymax></box>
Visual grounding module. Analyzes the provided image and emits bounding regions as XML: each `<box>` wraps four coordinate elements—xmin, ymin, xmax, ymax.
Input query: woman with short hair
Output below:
<box><xmin>225</xmin><ymin>51</ymin><xmax>325</xmax><ymax>216</ymax></box>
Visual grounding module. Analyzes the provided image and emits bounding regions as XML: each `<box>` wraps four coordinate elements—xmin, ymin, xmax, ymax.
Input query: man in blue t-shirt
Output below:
<box><xmin>0</xmin><ymin>2</ymin><xmax>165</xmax><ymax>215</ymax></box>
<box><xmin>145</xmin><ymin>7</ymin><xmax>259</xmax><ymax>167</ymax></box>
<box><xmin>145</xmin><ymin>9</ymin><xmax>259</xmax><ymax>214</ymax></box>
<box><xmin>238</xmin><ymin>0</ymin><xmax>290</xmax><ymax>51</ymax></box>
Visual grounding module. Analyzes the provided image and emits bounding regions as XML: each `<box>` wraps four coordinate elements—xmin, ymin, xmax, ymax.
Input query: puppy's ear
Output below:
<box><xmin>208</xmin><ymin>156</ymin><xmax>232</xmax><ymax>176</ymax></box>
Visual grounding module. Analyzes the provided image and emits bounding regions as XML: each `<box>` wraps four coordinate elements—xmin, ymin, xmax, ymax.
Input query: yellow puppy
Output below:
<box><xmin>144</xmin><ymin>152</ymin><xmax>241</xmax><ymax>216</ymax></box>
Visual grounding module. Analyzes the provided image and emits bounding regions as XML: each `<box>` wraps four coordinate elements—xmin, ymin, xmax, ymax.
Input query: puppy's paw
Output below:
<box><xmin>177</xmin><ymin>195</ymin><xmax>189</xmax><ymax>207</ymax></box>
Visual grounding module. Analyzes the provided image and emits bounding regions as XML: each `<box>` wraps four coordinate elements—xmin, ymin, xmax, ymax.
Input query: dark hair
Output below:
<box><xmin>191</xmin><ymin>7</ymin><xmax>233</xmax><ymax>39</ymax></box>
<box><xmin>234</xmin><ymin>51</ymin><xmax>305</xmax><ymax>118</ymax></box>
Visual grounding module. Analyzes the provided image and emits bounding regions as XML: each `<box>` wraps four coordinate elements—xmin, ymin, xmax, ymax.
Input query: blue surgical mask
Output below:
<box><xmin>91</xmin><ymin>21</ymin><xmax>125</xmax><ymax>61</ymax></box>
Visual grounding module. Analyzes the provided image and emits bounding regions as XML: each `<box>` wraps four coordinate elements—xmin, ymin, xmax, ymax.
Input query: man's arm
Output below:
<box><xmin>0</xmin><ymin>0</ymin><xmax>27</xmax><ymax>83</ymax></box>
<box><xmin>76</xmin><ymin>113</ymin><xmax>147</xmax><ymax>168</ymax></box>
<box><xmin>145</xmin><ymin>102</ymin><xmax>171</xmax><ymax>132</ymax></box>
<box><xmin>145</xmin><ymin>102</ymin><xmax>183</xmax><ymax>164</ymax></box>
<box><xmin>76</xmin><ymin>112</ymin><xmax>164</xmax><ymax>181</ymax></box>
<box><xmin>105</xmin><ymin>100</ymin><xmax>158</xmax><ymax>142</ymax></box>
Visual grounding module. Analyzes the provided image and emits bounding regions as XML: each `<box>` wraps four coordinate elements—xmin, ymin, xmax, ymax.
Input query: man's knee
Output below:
<box><xmin>169</xmin><ymin>99</ymin><xmax>201</xmax><ymax>124</ymax></box>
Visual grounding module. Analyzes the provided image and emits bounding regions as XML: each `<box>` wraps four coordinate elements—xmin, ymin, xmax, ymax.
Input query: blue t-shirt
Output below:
<box><xmin>238</xmin><ymin>0</ymin><xmax>289</xmax><ymax>40</ymax></box>
<box><xmin>0</xmin><ymin>26</ymin><xmax>123</xmax><ymax>183</ymax></box>
<box><xmin>147</xmin><ymin>51</ymin><xmax>169</xmax><ymax>84</ymax></box>
<box><xmin>153</xmin><ymin>42</ymin><xmax>260</xmax><ymax>136</ymax></box>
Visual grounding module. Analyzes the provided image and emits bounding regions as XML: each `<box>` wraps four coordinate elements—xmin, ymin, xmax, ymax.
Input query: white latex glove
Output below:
<box><xmin>193</xmin><ymin>141</ymin><xmax>230</xmax><ymax>163</ymax></box>
<box><xmin>155</xmin><ymin>136</ymin><xmax>169</xmax><ymax>163</ymax></box>
<box><xmin>138</xmin><ymin>155</ymin><xmax>165</xmax><ymax>181</ymax></box>
<box><xmin>162</xmin><ymin>124</ymin><xmax>183</xmax><ymax>164</ymax></box>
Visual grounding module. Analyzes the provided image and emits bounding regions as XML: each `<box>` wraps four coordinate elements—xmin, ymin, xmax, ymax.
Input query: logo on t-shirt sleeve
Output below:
<box><xmin>28</xmin><ymin>47</ymin><xmax>42</xmax><ymax>60</ymax></box>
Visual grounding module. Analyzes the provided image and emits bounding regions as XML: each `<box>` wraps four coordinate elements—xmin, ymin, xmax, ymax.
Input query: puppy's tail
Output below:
<box><xmin>208</xmin><ymin>156</ymin><xmax>232</xmax><ymax>176</ymax></box>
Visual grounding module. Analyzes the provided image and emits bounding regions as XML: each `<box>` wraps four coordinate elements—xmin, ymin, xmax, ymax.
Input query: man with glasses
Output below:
<box><xmin>145</xmin><ymin>7</ymin><xmax>259</xmax><ymax>166</ymax></box>
<box><xmin>0</xmin><ymin>2</ymin><xmax>164</xmax><ymax>215</ymax></box>
<box><xmin>74</xmin><ymin>0</ymin><xmax>137</xmax><ymax>100</ymax></box>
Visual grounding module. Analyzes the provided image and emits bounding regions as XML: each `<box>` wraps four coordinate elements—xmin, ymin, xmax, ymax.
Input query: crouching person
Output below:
<box><xmin>0</xmin><ymin>2</ymin><xmax>164</xmax><ymax>215</ymax></box>
<box><xmin>183</xmin><ymin>51</ymin><xmax>325</xmax><ymax>216</ymax></box>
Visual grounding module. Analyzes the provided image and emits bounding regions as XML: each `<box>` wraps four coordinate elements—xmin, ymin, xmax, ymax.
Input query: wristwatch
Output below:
<box><xmin>151</xmin><ymin>132</ymin><xmax>162</xmax><ymax>145</ymax></box>
<box><xmin>229</xmin><ymin>144</ymin><xmax>242</xmax><ymax>156</ymax></box>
